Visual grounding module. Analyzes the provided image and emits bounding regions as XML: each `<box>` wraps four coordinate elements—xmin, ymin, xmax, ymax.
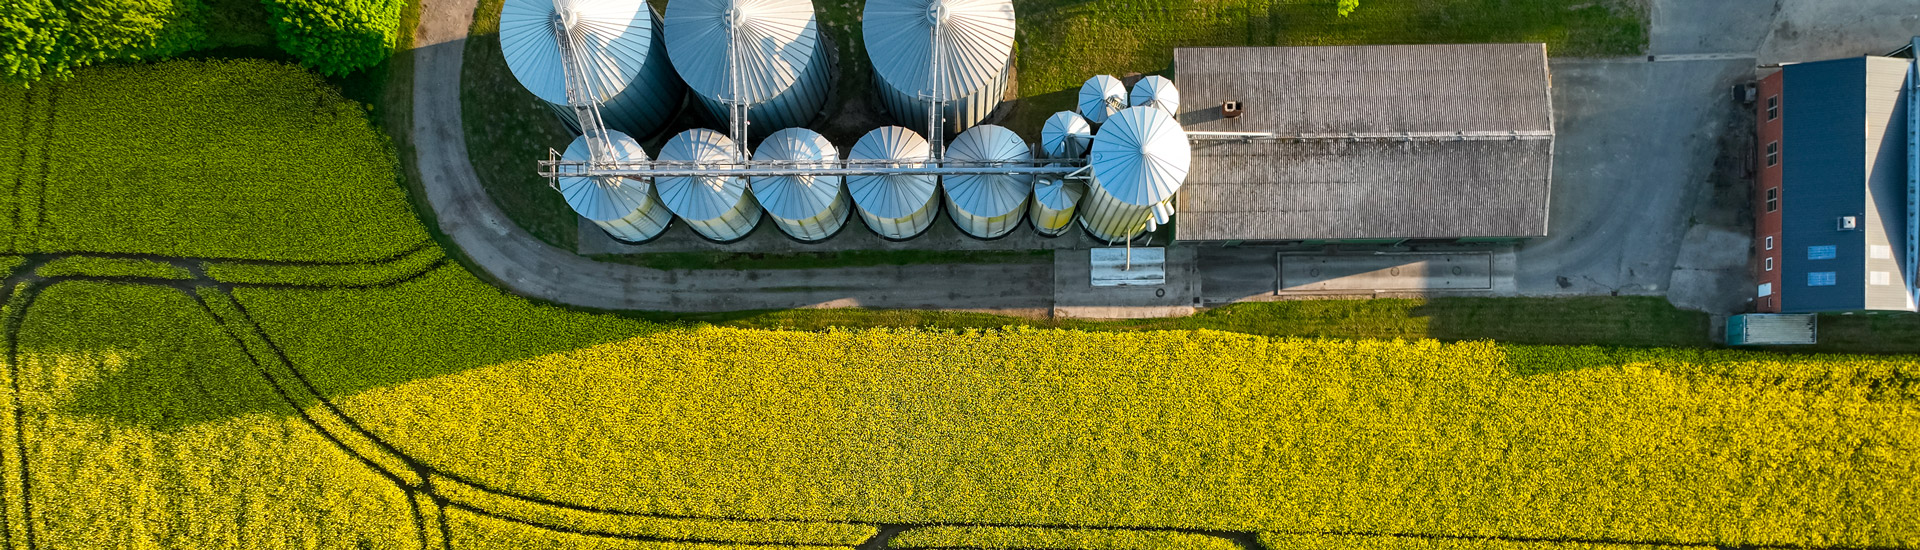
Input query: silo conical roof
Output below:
<box><xmin>848</xmin><ymin>126</ymin><xmax>937</xmax><ymax>219</ymax></box>
<box><xmin>863</xmin><ymin>0</ymin><xmax>1015</xmax><ymax>101</ymax></box>
<box><xmin>1077</xmin><ymin>74</ymin><xmax>1127</xmax><ymax>124</ymax></box>
<box><xmin>751</xmin><ymin>127</ymin><xmax>844</xmax><ymax>221</ymax></box>
<box><xmin>1130</xmin><ymin>75</ymin><xmax>1179</xmax><ymax>115</ymax></box>
<box><xmin>1090</xmin><ymin>106</ymin><xmax>1190</xmax><ymax>206</ymax></box>
<box><xmin>501</xmin><ymin>0</ymin><xmax>659</xmax><ymax>104</ymax></box>
<box><xmin>1032</xmin><ymin>170</ymin><xmax>1084</xmax><ymax>211</ymax></box>
<box><xmin>656</xmin><ymin>128</ymin><xmax>750</xmax><ymax>221</ymax></box>
<box><xmin>944</xmin><ymin>124</ymin><xmax>1033</xmax><ymax>219</ymax></box>
<box><xmin>665</xmin><ymin>0</ymin><xmax>822</xmax><ymax>104</ymax></box>
<box><xmin>1041</xmin><ymin>111</ymin><xmax>1091</xmax><ymax>158</ymax></box>
<box><xmin>559</xmin><ymin>130</ymin><xmax>656</xmax><ymax>221</ymax></box>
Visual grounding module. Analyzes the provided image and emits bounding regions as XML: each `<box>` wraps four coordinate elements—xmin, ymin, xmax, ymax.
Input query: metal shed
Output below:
<box><xmin>751</xmin><ymin>127</ymin><xmax>851</xmax><ymax>241</ymax></box>
<box><xmin>847</xmin><ymin>126</ymin><xmax>940</xmax><ymax>240</ymax></box>
<box><xmin>664</xmin><ymin>0</ymin><xmax>833</xmax><ymax>137</ymax></box>
<box><xmin>1081</xmin><ymin>106</ymin><xmax>1189</xmax><ymax>242</ymax></box>
<box><xmin>500</xmin><ymin>0</ymin><xmax>685</xmax><ymax>138</ymax></box>
<box><xmin>559</xmin><ymin>130</ymin><xmax>674</xmax><ymax>243</ymax></box>
<box><xmin>863</xmin><ymin>0</ymin><xmax>1016</xmax><ymax>137</ymax></box>
<box><xmin>1077</xmin><ymin>74</ymin><xmax>1127</xmax><ymax>125</ymax></box>
<box><xmin>1130</xmin><ymin>74</ymin><xmax>1179</xmax><ymax>115</ymax></box>
<box><xmin>1028</xmin><ymin>167</ymin><xmax>1083</xmax><ymax>236</ymax></box>
<box><xmin>656</xmin><ymin>128</ymin><xmax>761</xmax><ymax>242</ymax></box>
<box><xmin>1041</xmin><ymin>111</ymin><xmax>1091</xmax><ymax>158</ymax></box>
<box><xmin>942</xmin><ymin>124</ymin><xmax>1033</xmax><ymax>239</ymax></box>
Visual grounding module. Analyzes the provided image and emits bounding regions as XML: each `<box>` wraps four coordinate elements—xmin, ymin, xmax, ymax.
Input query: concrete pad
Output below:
<box><xmin>1197</xmin><ymin>247</ymin><xmax>1279</xmax><ymax>304</ymax></box>
<box><xmin>1516</xmin><ymin>59</ymin><xmax>1752</xmax><ymax>296</ymax></box>
<box><xmin>1651</xmin><ymin>0</ymin><xmax>1777</xmax><ymax>55</ymax></box>
<box><xmin>1756</xmin><ymin>0</ymin><xmax>1920</xmax><ymax>64</ymax></box>
<box><xmin>1053</xmin><ymin>247</ymin><xmax>1196</xmax><ymax>319</ymax></box>
<box><xmin>1090</xmin><ymin>248</ymin><xmax>1166</xmax><ymax>287</ymax></box>
<box><xmin>1280</xmin><ymin>253</ymin><xmax>1492</xmax><ymax>292</ymax></box>
<box><xmin>1667</xmin><ymin>224</ymin><xmax>1756</xmax><ymax>313</ymax></box>
<box><xmin>580</xmin><ymin>208</ymin><xmax>1099</xmax><ymax>254</ymax></box>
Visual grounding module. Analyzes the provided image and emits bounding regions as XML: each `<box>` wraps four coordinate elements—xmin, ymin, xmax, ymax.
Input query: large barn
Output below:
<box><xmin>1170</xmin><ymin>44</ymin><xmax>1555</xmax><ymax>245</ymax></box>
<box><xmin>1751</xmin><ymin>45</ymin><xmax>1917</xmax><ymax>314</ymax></box>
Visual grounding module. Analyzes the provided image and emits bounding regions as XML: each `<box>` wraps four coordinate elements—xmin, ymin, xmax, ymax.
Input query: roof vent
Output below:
<box><xmin>1838</xmin><ymin>216</ymin><xmax>1858</xmax><ymax>231</ymax></box>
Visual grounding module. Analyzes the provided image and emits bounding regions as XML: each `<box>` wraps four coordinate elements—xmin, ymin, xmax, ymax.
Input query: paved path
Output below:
<box><xmin>410</xmin><ymin>0</ymin><xmax>1053</xmax><ymax>314</ymax></box>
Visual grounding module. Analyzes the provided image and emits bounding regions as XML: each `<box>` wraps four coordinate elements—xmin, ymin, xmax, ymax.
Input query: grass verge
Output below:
<box><xmin>460</xmin><ymin>0</ymin><xmax>580</xmax><ymax>251</ymax></box>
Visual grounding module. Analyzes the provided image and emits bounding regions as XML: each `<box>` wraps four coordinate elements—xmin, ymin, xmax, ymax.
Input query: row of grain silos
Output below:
<box><xmin>503</xmin><ymin>0</ymin><xmax>1016</xmax><ymax>141</ymax></box>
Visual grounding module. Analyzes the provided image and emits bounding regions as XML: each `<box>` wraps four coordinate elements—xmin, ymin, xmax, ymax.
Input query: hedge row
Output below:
<box><xmin>1</xmin><ymin>0</ymin><xmax>403</xmax><ymax>83</ymax></box>
<box><xmin>36</xmin><ymin>255</ymin><xmax>192</xmax><ymax>279</ymax></box>
<box><xmin>0</xmin><ymin>60</ymin><xmax>426</xmax><ymax>261</ymax></box>
<box><xmin>11</xmin><ymin>281</ymin><xmax>418</xmax><ymax>548</ymax></box>
<box><xmin>889</xmin><ymin>526</ymin><xmax>1239</xmax><ymax>550</ymax></box>
<box><xmin>233</xmin><ymin>264</ymin><xmax>1920</xmax><ymax>549</ymax></box>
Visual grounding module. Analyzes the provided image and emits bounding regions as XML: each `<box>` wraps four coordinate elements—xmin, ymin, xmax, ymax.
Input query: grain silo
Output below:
<box><xmin>559</xmin><ymin>130</ymin><xmax>674</xmax><ymax>243</ymax></box>
<box><xmin>664</xmin><ymin>0</ymin><xmax>833</xmax><ymax>137</ymax></box>
<box><xmin>1040</xmin><ymin>111</ymin><xmax>1091</xmax><ymax>158</ymax></box>
<box><xmin>1081</xmin><ymin>106</ymin><xmax>1189</xmax><ymax>243</ymax></box>
<box><xmin>1028</xmin><ymin>167</ymin><xmax>1083</xmax><ymax>237</ymax></box>
<box><xmin>500</xmin><ymin>0</ymin><xmax>685</xmax><ymax>138</ymax></box>
<box><xmin>1077</xmin><ymin>74</ymin><xmax>1127</xmax><ymax>125</ymax></box>
<box><xmin>656</xmin><ymin>128</ymin><xmax>761</xmax><ymax>242</ymax></box>
<box><xmin>942</xmin><ymin>124</ymin><xmax>1032</xmax><ymax>239</ymax></box>
<box><xmin>863</xmin><ymin>0</ymin><xmax>1016</xmax><ymax>137</ymax></box>
<box><xmin>847</xmin><ymin>126</ymin><xmax>939</xmax><ymax>240</ymax></box>
<box><xmin>1130</xmin><ymin>74</ymin><xmax>1179</xmax><ymax>115</ymax></box>
<box><xmin>751</xmin><ymin>127</ymin><xmax>851</xmax><ymax>241</ymax></box>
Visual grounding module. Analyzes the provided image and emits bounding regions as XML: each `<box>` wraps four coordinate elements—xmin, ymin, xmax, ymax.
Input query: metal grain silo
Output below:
<box><xmin>559</xmin><ymin>130</ymin><xmax>674</xmax><ymax>243</ymax></box>
<box><xmin>847</xmin><ymin>126</ymin><xmax>939</xmax><ymax>240</ymax></box>
<box><xmin>1028</xmin><ymin>167</ymin><xmax>1083</xmax><ymax>237</ymax></box>
<box><xmin>1041</xmin><ymin>111</ymin><xmax>1091</xmax><ymax>158</ymax></box>
<box><xmin>656</xmin><ymin>128</ymin><xmax>761</xmax><ymax>242</ymax></box>
<box><xmin>863</xmin><ymin>0</ymin><xmax>1016</xmax><ymax>137</ymax></box>
<box><xmin>1080</xmin><ymin>106</ymin><xmax>1189</xmax><ymax>243</ymax></box>
<box><xmin>1130</xmin><ymin>74</ymin><xmax>1179</xmax><ymax>115</ymax></box>
<box><xmin>942</xmin><ymin>124</ymin><xmax>1032</xmax><ymax>239</ymax></box>
<box><xmin>751</xmin><ymin>127</ymin><xmax>850</xmax><ymax>241</ymax></box>
<box><xmin>500</xmin><ymin>0</ymin><xmax>685</xmax><ymax>138</ymax></box>
<box><xmin>664</xmin><ymin>0</ymin><xmax>833</xmax><ymax>137</ymax></box>
<box><xmin>1077</xmin><ymin>74</ymin><xmax>1126</xmax><ymax>125</ymax></box>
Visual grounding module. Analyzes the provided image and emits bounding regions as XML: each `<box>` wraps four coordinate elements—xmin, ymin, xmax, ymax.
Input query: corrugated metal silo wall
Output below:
<box><xmin>594</xmin><ymin>197</ymin><xmax>676</xmax><ymax>243</ymax></box>
<box><xmin>548</xmin><ymin>4</ymin><xmax>687</xmax><ymax>139</ymax></box>
<box><xmin>876</xmin><ymin>63</ymin><xmax>1011</xmax><ymax>137</ymax></box>
<box><xmin>1029</xmin><ymin>181</ymin><xmax>1082</xmax><ymax>236</ymax></box>
<box><xmin>857</xmin><ymin>194</ymin><xmax>939</xmax><ymax>239</ymax></box>
<box><xmin>1077</xmin><ymin>183</ymin><xmax>1156</xmax><ymax>243</ymax></box>
<box><xmin>657</xmin><ymin>130</ymin><xmax>762</xmax><ymax>242</ymax></box>
<box><xmin>691</xmin><ymin>38</ymin><xmax>835</xmax><ymax>138</ymax></box>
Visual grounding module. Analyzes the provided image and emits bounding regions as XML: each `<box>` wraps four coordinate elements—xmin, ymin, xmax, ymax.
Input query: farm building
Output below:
<box><xmin>1169</xmin><ymin>44</ymin><xmax>1555</xmax><ymax>244</ymax></box>
<box><xmin>1751</xmin><ymin>45</ymin><xmax>1917</xmax><ymax>313</ymax></box>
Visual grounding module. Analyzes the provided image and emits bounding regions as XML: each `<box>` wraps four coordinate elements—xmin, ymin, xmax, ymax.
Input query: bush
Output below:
<box><xmin>262</xmin><ymin>0</ymin><xmax>404</xmax><ymax>76</ymax></box>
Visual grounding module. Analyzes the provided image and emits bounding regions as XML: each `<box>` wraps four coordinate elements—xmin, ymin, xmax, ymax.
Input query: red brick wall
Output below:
<box><xmin>1753</xmin><ymin>72</ymin><xmax>1785</xmax><ymax>312</ymax></box>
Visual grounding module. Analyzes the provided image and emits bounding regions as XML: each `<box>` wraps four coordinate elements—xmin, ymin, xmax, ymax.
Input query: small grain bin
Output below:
<box><xmin>500</xmin><ymin>0</ymin><xmax>685</xmax><ymax>138</ymax></box>
<box><xmin>559</xmin><ymin>130</ymin><xmax>674</xmax><ymax>243</ymax></box>
<box><xmin>1028</xmin><ymin>167</ymin><xmax>1083</xmax><ymax>237</ymax></box>
<box><xmin>1040</xmin><ymin>111</ymin><xmax>1091</xmax><ymax>158</ymax></box>
<box><xmin>942</xmin><ymin>124</ymin><xmax>1032</xmax><ymax>239</ymax></box>
<box><xmin>847</xmin><ymin>126</ymin><xmax>940</xmax><ymax>240</ymax></box>
<box><xmin>751</xmin><ymin>128</ymin><xmax>850</xmax><ymax>241</ymax></box>
<box><xmin>1077</xmin><ymin>74</ymin><xmax>1127</xmax><ymax>125</ymax></box>
<box><xmin>664</xmin><ymin>0</ymin><xmax>834</xmax><ymax>137</ymax></box>
<box><xmin>863</xmin><ymin>0</ymin><xmax>1016</xmax><ymax>137</ymax></box>
<box><xmin>1081</xmin><ymin>106</ymin><xmax>1189</xmax><ymax>243</ymax></box>
<box><xmin>1130</xmin><ymin>74</ymin><xmax>1179</xmax><ymax>115</ymax></box>
<box><xmin>656</xmin><ymin>128</ymin><xmax>761</xmax><ymax>242</ymax></box>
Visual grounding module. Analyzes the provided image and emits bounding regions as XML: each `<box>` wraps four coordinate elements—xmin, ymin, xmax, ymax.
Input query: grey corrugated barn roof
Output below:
<box><xmin>1172</xmin><ymin>43</ymin><xmax>1555</xmax><ymax>242</ymax></box>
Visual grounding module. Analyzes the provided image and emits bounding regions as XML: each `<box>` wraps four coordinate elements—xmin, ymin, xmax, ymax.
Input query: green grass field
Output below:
<box><xmin>460</xmin><ymin>0</ymin><xmax>1648</xmax><ymax>260</ymax></box>
<box><xmin>5</xmin><ymin>58</ymin><xmax>1920</xmax><ymax>550</ymax></box>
